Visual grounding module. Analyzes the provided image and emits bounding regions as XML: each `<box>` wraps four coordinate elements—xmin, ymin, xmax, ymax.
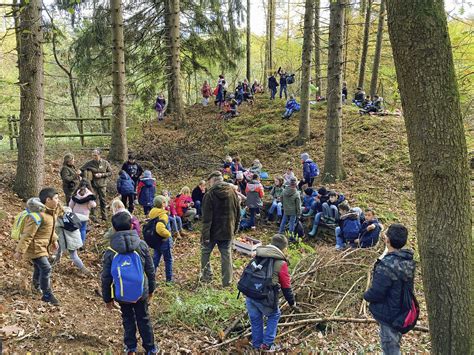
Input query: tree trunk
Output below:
<box><xmin>14</xmin><ymin>0</ymin><xmax>45</xmax><ymax>199</ymax></box>
<box><xmin>109</xmin><ymin>0</ymin><xmax>128</xmax><ymax>162</ymax></box>
<box><xmin>369</xmin><ymin>0</ymin><xmax>385</xmax><ymax>98</ymax></box>
<box><xmin>357</xmin><ymin>0</ymin><xmax>372</xmax><ymax>89</ymax></box>
<box><xmin>314</xmin><ymin>0</ymin><xmax>321</xmax><ymax>97</ymax></box>
<box><xmin>353</xmin><ymin>0</ymin><xmax>366</xmax><ymax>79</ymax></box>
<box><xmin>297</xmin><ymin>0</ymin><xmax>315</xmax><ymax>145</ymax></box>
<box><xmin>386</xmin><ymin>1</ymin><xmax>472</xmax><ymax>353</ymax></box>
<box><xmin>165</xmin><ymin>0</ymin><xmax>184</xmax><ymax>120</ymax></box>
<box><xmin>246</xmin><ymin>0</ymin><xmax>251</xmax><ymax>81</ymax></box>
<box><xmin>342</xmin><ymin>4</ymin><xmax>350</xmax><ymax>81</ymax></box>
<box><xmin>265</xmin><ymin>0</ymin><xmax>276</xmax><ymax>83</ymax></box>
<box><xmin>95</xmin><ymin>87</ymin><xmax>109</xmax><ymax>133</ymax></box>
<box><xmin>323</xmin><ymin>0</ymin><xmax>346</xmax><ymax>182</ymax></box>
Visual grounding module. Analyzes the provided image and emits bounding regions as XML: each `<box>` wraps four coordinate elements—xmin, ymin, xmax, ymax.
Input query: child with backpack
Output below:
<box><xmin>14</xmin><ymin>188</ymin><xmax>62</xmax><ymax>305</ymax></box>
<box><xmin>364</xmin><ymin>224</ymin><xmax>418</xmax><ymax>354</ymax></box>
<box><xmin>335</xmin><ymin>203</ymin><xmax>362</xmax><ymax>250</ymax></box>
<box><xmin>355</xmin><ymin>208</ymin><xmax>382</xmax><ymax>248</ymax></box>
<box><xmin>137</xmin><ymin>170</ymin><xmax>157</xmax><ymax>216</ymax></box>
<box><xmin>101</xmin><ymin>212</ymin><xmax>158</xmax><ymax>354</ymax></box>
<box><xmin>155</xmin><ymin>93</ymin><xmax>166</xmax><ymax>121</ymax></box>
<box><xmin>69</xmin><ymin>180</ymin><xmax>96</xmax><ymax>245</ymax></box>
<box><xmin>279</xmin><ymin>177</ymin><xmax>301</xmax><ymax>239</ymax></box>
<box><xmin>239</xmin><ymin>234</ymin><xmax>297</xmax><ymax>351</ymax></box>
<box><xmin>267</xmin><ymin>177</ymin><xmax>284</xmax><ymax>222</ymax></box>
<box><xmin>300</xmin><ymin>153</ymin><xmax>319</xmax><ymax>187</ymax></box>
<box><xmin>117</xmin><ymin>170</ymin><xmax>136</xmax><ymax>214</ymax></box>
<box><xmin>147</xmin><ymin>196</ymin><xmax>173</xmax><ymax>282</ymax></box>
<box><xmin>245</xmin><ymin>174</ymin><xmax>265</xmax><ymax>229</ymax></box>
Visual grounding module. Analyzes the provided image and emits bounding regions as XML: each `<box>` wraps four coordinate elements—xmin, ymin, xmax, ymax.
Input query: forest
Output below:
<box><xmin>0</xmin><ymin>0</ymin><xmax>472</xmax><ymax>353</ymax></box>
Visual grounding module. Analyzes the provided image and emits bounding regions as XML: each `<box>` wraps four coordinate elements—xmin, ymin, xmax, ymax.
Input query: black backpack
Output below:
<box><xmin>391</xmin><ymin>280</ymin><xmax>420</xmax><ymax>334</ymax></box>
<box><xmin>142</xmin><ymin>218</ymin><xmax>167</xmax><ymax>249</ymax></box>
<box><xmin>237</xmin><ymin>257</ymin><xmax>279</xmax><ymax>310</ymax></box>
<box><xmin>62</xmin><ymin>212</ymin><xmax>82</xmax><ymax>231</ymax></box>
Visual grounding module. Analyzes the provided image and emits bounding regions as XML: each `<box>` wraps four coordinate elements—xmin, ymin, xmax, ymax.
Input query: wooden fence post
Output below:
<box><xmin>13</xmin><ymin>115</ymin><xmax>18</xmax><ymax>149</ymax></box>
<box><xmin>7</xmin><ymin>115</ymin><xmax>13</xmax><ymax>150</ymax></box>
<box><xmin>79</xmin><ymin>118</ymin><xmax>84</xmax><ymax>146</ymax></box>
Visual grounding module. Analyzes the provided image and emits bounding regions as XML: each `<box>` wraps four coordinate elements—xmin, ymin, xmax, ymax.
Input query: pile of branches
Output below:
<box><xmin>204</xmin><ymin>247</ymin><xmax>429</xmax><ymax>351</ymax></box>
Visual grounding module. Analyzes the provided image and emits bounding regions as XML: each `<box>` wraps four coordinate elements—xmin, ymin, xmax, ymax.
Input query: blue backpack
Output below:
<box><xmin>342</xmin><ymin>217</ymin><xmax>362</xmax><ymax>241</ymax></box>
<box><xmin>108</xmin><ymin>247</ymin><xmax>144</xmax><ymax>303</ymax></box>
<box><xmin>309</xmin><ymin>162</ymin><xmax>320</xmax><ymax>178</ymax></box>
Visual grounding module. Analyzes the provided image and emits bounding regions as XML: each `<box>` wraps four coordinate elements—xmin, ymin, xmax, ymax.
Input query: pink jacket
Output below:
<box><xmin>69</xmin><ymin>188</ymin><xmax>97</xmax><ymax>218</ymax></box>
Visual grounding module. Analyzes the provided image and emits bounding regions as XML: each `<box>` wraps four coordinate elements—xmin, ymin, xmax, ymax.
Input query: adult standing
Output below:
<box><xmin>80</xmin><ymin>149</ymin><xmax>112</xmax><ymax>221</ymax></box>
<box><xmin>201</xmin><ymin>80</ymin><xmax>212</xmax><ymax>106</ymax></box>
<box><xmin>60</xmin><ymin>153</ymin><xmax>81</xmax><ymax>204</ymax></box>
<box><xmin>277</xmin><ymin>67</ymin><xmax>288</xmax><ymax>99</ymax></box>
<box><xmin>200</xmin><ymin>171</ymin><xmax>240</xmax><ymax>287</ymax></box>
<box><xmin>268</xmin><ymin>73</ymin><xmax>278</xmax><ymax>100</ymax></box>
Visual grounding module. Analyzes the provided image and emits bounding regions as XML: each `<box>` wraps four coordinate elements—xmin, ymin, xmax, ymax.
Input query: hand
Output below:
<box><xmin>367</xmin><ymin>224</ymin><xmax>376</xmax><ymax>231</ymax></box>
<box><xmin>105</xmin><ymin>301</ymin><xmax>115</xmax><ymax>310</ymax></box>
<box><xmin>354</xmin><ymin>239</ymin><xmax>360</xmax><ymax>244</ymax></box>
<box><xmin>51</xmin><ymin>242</ymin><xmax>59</xmax><ymax>252</ymax></box>
<box><xmin>14</xmin><ymin>252</ymin><xmax>23</xmax><ymax>261</ymax></box>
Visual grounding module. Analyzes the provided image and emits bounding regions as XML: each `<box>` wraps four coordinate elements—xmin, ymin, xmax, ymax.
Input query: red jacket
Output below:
<box><xmin>175</xmin><ymin>194</ymin><xmax>193</xmax><ymax>217</ymax></box>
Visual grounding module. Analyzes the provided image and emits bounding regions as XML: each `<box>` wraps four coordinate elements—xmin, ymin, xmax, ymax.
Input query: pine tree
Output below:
<box><xmin>314</xmin><ymin>0</ymin><xmax>322</xmax><ymax>97</ymax></box>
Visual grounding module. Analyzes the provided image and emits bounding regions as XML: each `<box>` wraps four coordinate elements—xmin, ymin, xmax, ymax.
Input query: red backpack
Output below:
<box><xmin>392</xmin><ymin>281</ymin><xmax>420</xmax><ymax>334</ymax></box>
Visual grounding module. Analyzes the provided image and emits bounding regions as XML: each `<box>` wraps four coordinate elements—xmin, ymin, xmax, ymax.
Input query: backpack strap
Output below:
<box><xmin>29</xmin><ymin>212</ymin><xmax>42</xmax><ymax>226</ymax></box>
<box><xmin>108</xmin><ymin>247</ymin><xmax>118</xmax><ymax>256</ymax></box>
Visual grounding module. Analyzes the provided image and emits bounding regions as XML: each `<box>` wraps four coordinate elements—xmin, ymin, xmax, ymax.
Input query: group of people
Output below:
<box><xmin>345</xmin><ymin>84</ymin><xmax>385</xmax><ymax>115</ymax></box>
<box><xmin>12</xmin><ymin>148</ymin><xmax>417</xmax><ymax>354</ymax></box>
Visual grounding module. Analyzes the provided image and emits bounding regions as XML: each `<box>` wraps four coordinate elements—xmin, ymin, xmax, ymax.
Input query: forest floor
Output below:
<box><xmin>0</xmin><ymin>97</ymin><xmax>434</xmax><ymax>353</ymax></box>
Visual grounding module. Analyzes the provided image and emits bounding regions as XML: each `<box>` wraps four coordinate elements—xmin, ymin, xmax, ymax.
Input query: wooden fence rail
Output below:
<box><xmin>6</xmin><ymin>115</ymin><xmax>111</xmax><ymax>150</ymax></box>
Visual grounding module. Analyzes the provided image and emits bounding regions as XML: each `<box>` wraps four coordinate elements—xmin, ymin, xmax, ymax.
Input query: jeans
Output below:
<box><xmin>200</xmin><ymin>239</ymin><xmax>232</xmax><ymax>286</ymax></box>
<box><xmin>122</xmin><ymin>194</ymin><xmax>135</xmax><ymax>214</ymax></box>
<box><xmin>195</xmin><ymin>200</ymin><xmax>202</xmax><ymax>216</ymax></box>
<box><xmin>79</xmin><ymin>221</ymin><xmax>87</xmax><ymax>244</ymax></box>
<box><xmin>379</xmin><ymin>323</ymin><xmax>402</xmax><ymax>355</ymax></box>
<box><xmin>143</xmin><ymin>205</ymin><xmax>152</xmax><ymax>216</ymax></box>
<box><xmin>153</xmin><ymin>241</ymin><xmax>173</xmax><ymax>282</ymax></box>
<box><xmin>183</xmin><ymin>208</ymin><xmax>197</xmax><ymax>222</ymax></box>
<box><xmin>309</xmin><ymin>212</ymin><xmax>322</xmax><ymax>236</ymax></box>
<box><xmin>249</xmin><ymin>208</ymin><xmax>259</xmax><ymax>227</ymax></box>
<box><xmin>55</xmin><ymin>248</ymin><xmax>85</xmax><ymax>270</ymax></box>
<box><xmin>270</xmin><ymin>87</ymin><xmax>277</xmax><ymax>100</ymax></box>
<box><xmin>279</xmin><ymin>85</ymin><xmax>287</xmax><ymax>99</ymax></box>
<box><xmin>246</xmin><ymin>298</ymin><xmax>281</xmax><ymax>349</ymax></box>
<box><xmin>268</xmin><ymin>200</ymin><xmax>282</xmax><ymax>217</ymax></box>
<box><xmin>335</xmin><ymin>227</ymin><xmax>345</xmax><ymax>248</ymax></box>
<box><xmin>283</xmin><ymin>109</ymin><xmax>294</xmax><ymax>118</ymax></box>
<box><xmin>169</xmin><ymin>215</ymin><xmax>183</xmax><ymax>233</ymax></box>
<box><xmin>119</xmin><ymin>299</ymin><xmax>157</xmax><ymax>353</ymax></box>
<box><xmin>279</xmin><ymin>214</ymin><xmax>296</xmax><ymax>234</ymax></box>
<box><xmin>32</xmin><ymin>256</ymin><xmax>52</xmax><ymax>297</ymax></box>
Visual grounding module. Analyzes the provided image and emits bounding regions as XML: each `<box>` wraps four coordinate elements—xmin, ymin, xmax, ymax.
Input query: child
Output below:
<box><xmin>14</xmin><ymin>188</ymin><xmax>61</xmax><ymax>305</ymax></box>
<box><xmin>307</xmin><ymin>194</ymin><xmax>340</xmax><ymax>238</ymax></box>
<box><xmin>335</xmin><ymin>203</ymin><xmax>362</xmax><ymax>250</ymax></box>
<box><xmin>235</xmin><ymin>171</ymin><xmax>247</xmax><ymax>195</ymax></box>
<box><xmin>231</xmin><ymin>156</ymin><xmax>245</xmax><ymax>178</ymax></box>
<box><xmin>104</xmin><ymin>199</ymin><xmax>141</xmax><ymax>243</ymax></box>
<box><xmin>267</xmin><ymin>176</ymin><xmax>284</xmax><ymax>222</ymax></box>
<box><xmin>162</xmin><ymin>190</ymin><xmax>186</xmax><ymax>237</ymax></box>
<box><xmin>245</xmin><ymin>174</ymin><xmax>265</xmax><ymax>229</ymax></box>
<box><xmin>355</xmin><ymin>208</ymin><xmax>382</xmax><ymax>248</ymax></box>
<box><xmin>191</xmin><ymin>180</ymin><xmax>206</xmax><ymax>218</ymax></box>
<box><xmin>279</xmin><ymin>177</ymin><xmax>301</xmax><ymax>238</ymax></box>
<box><xmin>300</xmin><ymin>153</ymin><xmax>319</xmax><ymax>187</ymax></box>
<box><xmin>137</xmin><ymin>170</ymin><xmax>157</xmax><ymax>216</ymax></box>
<box><xmin>149</xmin><ymin>196</ymin><xmax>173</xmax><ymax>282</ymax></box>
<box><xmin>364</xmin><ymin>224</ymin><xmax>415</xmax><ymax>354</ymax></box>
<box><xmin>283</xmin><ymin>167</ymin><xmax>295</xmax><ymax>186</ymax></box>
<box><xmin>249</xmin><ymin>159</ymin><xmax>263</xmax><ymax>175</ymax></box>
<box><xmin>244</xmin><ymin>234</ymin><xmax>296</xmax><ymax>351</ymax></box>
<box><xmin>69</xmin><ymin>180</ymin><xmax>97</xmax><ymax>245</ymax></box>
<box><xmin>117</xmin><ymin>170</ymin><xmax>136</xmax><ymax>213</ymax></box>
<box><xmin>282</xmin><ymin>96</ymin><xmax>300</xmax><ymax>119</ymax></box>
<box><xmin>155</xmin><ymin>93</ymin><xmax>166</xmax><ymax>121</ymax></box>
<box><xmin>301</xmin><ymin>188</ymin><xmax>316</xmax><ymax>215</ymax></box>
<box><xmin>121</xmin><ymin>152</ymin><xmax>143</xmax><ymax>194</ymax></box>
<box><xmin>175</xmin><ymin>186</ymin><xmax>197</xmax><ymax>230</ymax></box>
<box><xmin>101</xmin><ymin>212</ymin><xmax>157</xmax><ymax>354</ymax></box>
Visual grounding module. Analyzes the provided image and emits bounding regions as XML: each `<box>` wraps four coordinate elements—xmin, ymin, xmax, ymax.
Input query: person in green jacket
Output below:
<box><xmin>60</xmin><ymin>153</ymin><xmax>81</xmax><ymax>204</ymax></box>
<box><xmin>279</xmin><ymin>177</ymin><xmax>301</xmax><ymax>237</ymax></box>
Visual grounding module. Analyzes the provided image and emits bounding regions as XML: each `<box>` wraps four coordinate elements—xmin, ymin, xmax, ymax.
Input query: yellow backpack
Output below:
<box><xmin>11</xmin><ymin>210</ymin><xmax>42</xmax><ymax>240</ymax></box>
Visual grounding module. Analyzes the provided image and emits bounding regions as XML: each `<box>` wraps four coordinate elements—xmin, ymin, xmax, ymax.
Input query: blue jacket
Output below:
<box><xmin>302</xmin><ymin>194</ymin><xmax>315</xmax><ymax>210</ymax></box>
<box><xmin>138</xmin><ymin>178</ymin><xmax>156</xmax><ymax>207</ymax></box>
<box><xmin>117</xmin><ymin>171</ymin><xmax>135</xmax><ymax>196</ymax></box>
<box><xmin>364</xmin><ymin>250</ymin><xmax>416</xmax><ymax>326</ymax></box>
<box><xmin>302</xmin><ymin>159</ymin><xmax>319</xmax><ymax>180</ymax></box>
<box><xmin>359</xmin><ymin>219</ymin><xmax>382</xmax><ymax>248</ymax></box>
<box><xmin>286</xmin><ymin>99</ymin><xmax>300</xmax><ymax>111</ymax></box>
<box><xmin>268</xmin><ymin>76</ymin><xmax>278</xmax><ymax>90</ymax></box>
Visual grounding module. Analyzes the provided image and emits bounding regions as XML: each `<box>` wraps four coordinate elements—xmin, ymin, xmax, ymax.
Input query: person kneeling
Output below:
<box><xmin>282</xmin><ymin>96</ymin><xmax>300</xmax><ymax>119</ymax></box>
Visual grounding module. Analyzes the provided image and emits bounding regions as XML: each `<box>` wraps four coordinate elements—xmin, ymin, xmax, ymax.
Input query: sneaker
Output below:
<box><xmin>31</xmin><ymin>283</ymin><xmax>42</xmax><ymax>295</ymax></box>
<box><xmin>80</xmin><ymin>267</ymin><xmax>92</xmax><ymax>276</ymax></box>
<box><xmin>335</xmin><ymin>245</ymin><xmax>345</xmax><ymax>251</ymax></box>
<box><xmin>250</xmin><ymin>226</ymin><xmax>256</xmax><ymax>230</ymax></box>
<box><xmin>42</xmin><ymin>293</ymin><xmax>60</xmax><ymax>306</ymax></box>
<box><xmin>260</xmin><ymin>343</ymin><xmax>280</xmax><ymax>352</ymax></box>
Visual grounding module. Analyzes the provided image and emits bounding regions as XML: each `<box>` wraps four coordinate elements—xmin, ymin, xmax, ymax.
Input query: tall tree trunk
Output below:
<box><xmin>323</xmin><ymin>0</ymin><xmax>346</xmax><ymax>182</ymax></box>
<box><xmin>357</xmin><ymin>0</ymin><xmax>372</xmax><ymax>89</ymax></box>
<box><xmin>246</xmin><ymin>0</ymin><xmax>251</xmax><ymax>81</ymax></box>
<box><xmin>95</xmin><ymin>87</ymin><xmax>109</xmax><ymax>133</ymax></box>
<box><xmin>265</xmin><ymin>0</ymin><xmax>276</xmax><ymax>83</ymax></box>
<box><xmin>353</xmin><ymin>0</ymin><xmax>366</xmax><ymax>79</ymax></box>
<box><xmin>369</xmin><ymin>0</ymin><xmax>385</xmax><ymax>98</ymax></box>
<box><xmin>14</xmin><ymin>0</ymin><xmax>45</xmax><ymax>199</ymax></box>
<box><xmin>109</xmin><ymin>0</ymin><xmax>128</xmax><ymax>162</ymax></box>
<box><xmin>269</xmin><ymin>0</ymin><xmax>276</xmax><ymax>71</ymax></box>
<box><xmin>297</xmin><ymin>0</ymin><xmax>315</xmax><ymax>145</ymax></box>
<box><xmin>314</xmin><ymin>0</ymin><xmax>321</xmax><ymax>97</ymax></box>
<box><xmin>165</xmin><ymin>0</ymin><xmax>183</xmax><ymax>120</ymax></box>
<box><xmin>386</xmin><ymin>1</ymin><xmax>472</xmax><ymax>353</ymax></box>
<box><xmin>342</xmin><ymin>5</ymin><xmax>350</xmax><ymax>81</ymax></box>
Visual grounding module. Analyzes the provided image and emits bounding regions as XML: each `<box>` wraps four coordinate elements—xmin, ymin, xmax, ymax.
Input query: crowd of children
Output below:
<box><xmin>12</xmin><ymin>149</ymin><xmax>416</xmax><ymax>354</ymax></box>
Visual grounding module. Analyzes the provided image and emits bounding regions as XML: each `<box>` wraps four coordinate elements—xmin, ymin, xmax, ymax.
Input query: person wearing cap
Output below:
<box><xmin>279</xmin><ymin>177</ymin><xmax>301</xmax><ymax>238</ymax></box>
<box><xmin>234</xmin><ymin>171</ymin><xmax>247</xmax><ymax>196</ymax></box>
<box><xmin>80</xmin><ymin>149</ymin><xmax>112</xmax><ymax>220</ymax></box>
<box><xmin>121</xmin><ymin>152</ymin><xmax>143</xmax><ymax>194</ymax></box>
<box><xmin>137</xmin><ymin>170</ymin><xmax>157</xmax><ymax>217</ymax></box>
<box><xmin>60</xmin><ymin>153</ymin><xmax>81</xmax><ymax>204</ymax></box>
<box><xmin>200</xmin><ymin>171</ymin><xmax>241</xmax><ymax>287</ymax></box>
<box><xmin>245</xmin><ymin>234</ymin><xmax>296</xmax><ymax>351</ymax></box>
<box><xmin>300</xmin><ymin>152</ymin><xmax>319</xmax><ymax>188</ymax></box>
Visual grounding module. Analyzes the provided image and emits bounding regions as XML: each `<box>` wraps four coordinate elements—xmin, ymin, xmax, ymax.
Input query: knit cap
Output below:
<box><xmin>153</xmin><ymin>195</ymin><xmax>166</xmax><ymax>208</ymax></box>
<box><xmin>144</xmin><ymin>170</ymin><xmax>152</xmax><ymax>178</ymax></box>
<box><xmin>271</xmin><ymin>234</ymin><xmax>288</xmax><ymax>251</ymax></box>
<box><xmin>301</xmin><ymin>153</ymin><xmax>310</xmax><ymax>161</ymax></box>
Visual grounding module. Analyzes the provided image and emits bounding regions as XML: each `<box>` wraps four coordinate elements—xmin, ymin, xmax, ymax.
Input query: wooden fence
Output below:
<box><xmin>6</xmin><ymin>115</ymin><xmax>111</xmax><ymax>150</ymax></box>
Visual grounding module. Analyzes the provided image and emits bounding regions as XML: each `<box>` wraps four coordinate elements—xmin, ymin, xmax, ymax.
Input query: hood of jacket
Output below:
<box><xmin>109</xmin><ymin>230</ymin><xmax>141</xmax><ymax>254</ymax></box>
<box><xmin>341</xmin><ymin>210</ymin><xmax>359</xmax><ymax>221</ymax></box>
<box><xmin>380</xmin><ymin>249</ymin><xmax>416</xmax><ymax>282</ymax></box>
<box><xmin>141</xmin><ymin>177</ymin><xmax>156</xmax><ymax>187</ymax></box>
<box><xmin>283</xmin><ymin>186</ymin><xmax>298</xmax><ymax>198</ymax></box>
<box><xmin>208</xmin><ymin>182</ymin><xmax>235</xmax><ymax>200</ymax></box>
<box><xmin>119</xmin><ymin>171</ymin><xmax>132</xmax><ymax>181</ymax></box>
<box><xmin>149</xmin><ymin>208</ymin><xmax>168</xmax><ymax>221</ymax></box>
<box><xmin>26</xmin><ymin>197</ymin><xmax>46</xmax><ymax>213</ymax></box>
<box><xmin>246</xmin><ymin>180</ymin><xmax>262</xmax><ymax>192</ymax></box>
<box><xmin>75</xmin><ymin>188</ymin><xmax>94</xmax><ymax>199</ymax></box>
<box><xmin>256</xmin><ymin>245</ymin><xmax>287</xmax><ymax>261</ymax></box>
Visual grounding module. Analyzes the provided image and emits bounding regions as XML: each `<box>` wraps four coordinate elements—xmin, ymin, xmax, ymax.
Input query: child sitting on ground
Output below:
<box><xmin>137</xmin><ymin>170</ymin><xmax>156</xmax><ymax>217</ymax></box>
<box><xmin>355</xmin><ymin>208</ymin><xmax>382</xmax><ymax>248</ymax></box>
<box><xmin>231</xmin><ymin>156</ymin><xmax>245</xmax><ymax>178</ymax></box>
<box><xmin>69</xmin><ymin>180</ymin><xmax>96</xmax><ymax>245</ymax></box>
<box><xmin>302</xmin><ymin>188</ymin><xmax>317</xmax><ymax>215</ymax></box>
<box><xmin>163</xmin><ymin>190</ymin><xmax>186</xmax><ymax>237</ymax></box>
<box><xmin>191</xmin><ymin>180</ymin><xmax>206</xmax><ymax>218</ymax></box>
<box><xmin>283</xmin><ymin>166</ymin><xmax>295</xmax><ymax>186</ymax></box>
<box><xmin>101</xmin><ymin>212</ymin><xmax>157</xmax><ymax>354</ymax></box>
<box><xmin>267</xmin><ymin>176</ymin><xmax>284</xmax><ymax>222</ymax></box>
<box><xmin>335</xmin><ymin>202</ymin><xmax>363</xmax><ymax>250</ymax></box>
<box><xmin>149</xmin><ymin>196</ymin><xmax>174</xmax><ymax>282</ymax></box>
<box><xmin>175</xmin><ymin>187</ymin><xmax>197</xmax><ymax>230</ymax></box>
<box><xmin>282</xmin><ymin>96</ymin><xmax>301</xmax><ymax>119</ymax></box>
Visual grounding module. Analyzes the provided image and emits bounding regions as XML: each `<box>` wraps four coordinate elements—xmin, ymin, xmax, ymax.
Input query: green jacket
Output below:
<box><xmin>201</xmin><ymin>182</ymin><xmax>241</xmax><ymax>243</ymax></box>
<box><xmin>281</xmin><ymin>186</ymin><xmax>301</xmax><ymax>216</ymax></box>
<box><xmin>270</xmin><ymin>185</ymin><xmax>284</xmax><ymax>200</ymax></box>
<box><xmin>60</xmin><ymin>164</ymin><xmax>80</xmax><ymax>194</ymax></box>
<box><xmin>80</xmin><ymin>158</ymin><xmax>112</xmax><ymax>188</ymax></box>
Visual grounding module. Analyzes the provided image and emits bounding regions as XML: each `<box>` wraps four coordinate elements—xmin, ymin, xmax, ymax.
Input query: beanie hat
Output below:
<box><xmin>304</xmin><ymin>188</ymin><xmax>314</xmax><ymax>196</ymax></box>
<box><xmin>271</xmin><ymin>234</ymin><xmax>288</xmax><ymax>251</ymax></box>
<box><xmin>318</xmin><ymin>187</ymin><xmax>328</xmax><ymax>196</ymax></box>
<box><xmin>153</xmin><ymin>195</ymin><xmax>166</xmax><ymax>208</ymax></box>
<box><xmin>63</xmin><ymin>153</ymin><xmax>74</xmax><ymax>165</ymax></box>
<box><xmin>92</xmin><ymin>148</ymin><xmax>101</xmax><ymax>155</ymax></box>
<box><xmin>290</xmin><ymin>177</ymin><xmax>297</xmax><ymax>188</ymax></box>
<box><xmin>144</xmin><ymin>170</ymin><xmax>152</xmax><ymax>178</ymax></box>
<box><xmin>301</xmin><ymin>153</ymin><xmax>310</xmax><ymax>161</ymax></box>
<box><xmin>236</xmin><ymin>171</ymin><xmax>244</xmax><ymax>180</ymax></box>
<box><xmin>208</xmin><ymin>171</ymin><xmax>223</xmax><ymax>180</ymax></box>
